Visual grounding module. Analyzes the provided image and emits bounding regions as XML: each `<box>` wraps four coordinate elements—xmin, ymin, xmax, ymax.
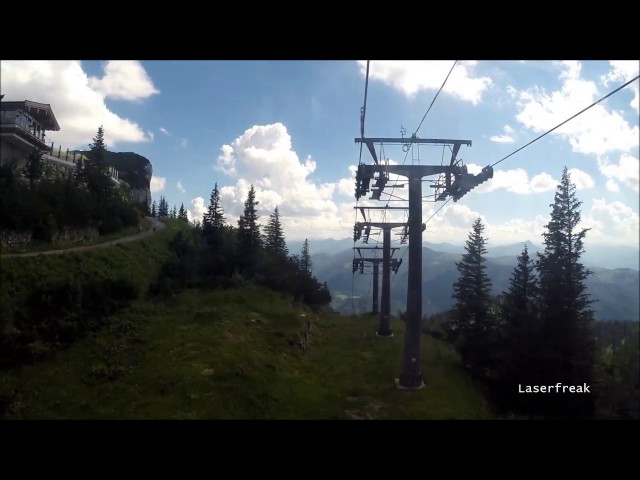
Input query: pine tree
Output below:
<box><xmin>88</xmin><ymin>126</ymin><xmax>107</xmax><ymax>167</ymax></box>
<box><xmin>300</xmin><ymin>239</ymin><xmax>312</xmax><ymax>275</ymax></box>
<box><xmin>178</xmin><ymin>203</ymin><xmax>188</xmax><ymax>221</ymax></box>
<box><xmin>497</xmin><ymin>244</ymin><xmax>541</xmax><ymax>412</ymax></box>
<box><xmin>171</xmin><ymin>205</ymin><xmax>177</xmax><ymax>219</ymax></box>
<box><xmin>203</xmin><ymin>183</ymin><xmax>226</xmax><ymax>240</ymax></box>
<box><xmin>451</xmin><ymin>218</ymin><xmax>494</xmax><ymax>367</ymax></box>
<box><xmin>151</xmin><ymin>200</ymin><xmax>157</xmax><ymax>218</ymax></box>
<box><xmin>263</xmin><ymin>206</ymin><xmax>288</xmax><ymax>258</ymax></box>
<box><xmin>86</xmin><ymin>126</ymin><xmax>113</xmax><ymax>201</ymax></box>
<box><xmin>237</xmin><ymin>184</ymin><xmax>262</xmax><ymax>273</ymax></box>
<box><xmin>536</xmin><ymin>166</ymin><xmax>595</xmax><ymax>418</ymax></box>
<box><xmin>157</xmin><ymin>196</ymin><xmax>168</xmax><ymax>217</ymax></box>
<box><xmin>24</xmin><ymin>147</ymin><xmax>44</xmax><ymax>189</ymax></box>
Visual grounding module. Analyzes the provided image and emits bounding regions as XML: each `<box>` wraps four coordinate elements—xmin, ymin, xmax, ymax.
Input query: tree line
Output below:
<box><xmin>149</xmin><ymin>183</ymin><xmax>332</xmax><ymax>308</ymax></box>
<box><xmin>0</xmin><ymin>126</ymin><xmax>143</xmax><ymax>245</ymax></box>
<box><xmin>437</xmin><ymin>166</ymin><xmax>638</xmax><ymax>419</ymax></box>
<box><xmin>150</xmin><ymin>196</ymin><xmax>188</xmax><ymax>221</ymax></box>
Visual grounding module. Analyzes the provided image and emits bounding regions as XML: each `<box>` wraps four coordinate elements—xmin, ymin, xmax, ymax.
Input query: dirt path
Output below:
<box><xmin>1</xmin><ymin>217</ymin><xmax>167</xmax><ymax>259</ymax></box>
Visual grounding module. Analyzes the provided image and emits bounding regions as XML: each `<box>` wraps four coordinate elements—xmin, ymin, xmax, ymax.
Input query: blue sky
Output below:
<box><xmin>2</xmin><ymin>60</ymin><xmax>638</xmax><ymax>248</ymax></box>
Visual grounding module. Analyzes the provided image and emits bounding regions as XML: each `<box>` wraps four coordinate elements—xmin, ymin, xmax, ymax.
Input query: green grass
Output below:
<box><xmin>2</xmin><ymin>283</ymin><xmax>494</xmax><ymax>419</ymax></box>
<box><xmin>2</xmin><ymin>218</ymin><xmax>154</xmax><ymax>255</ymax></box>
<box><xmin>1</xmin><ymin>219</ymin><xmax>181</xmax><ymax>303</ymax></box>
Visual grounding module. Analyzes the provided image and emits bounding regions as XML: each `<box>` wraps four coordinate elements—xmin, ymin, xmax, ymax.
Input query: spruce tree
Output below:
<box><xmin>159</xmin><ymin>196</ymin><xmax>169</xmax><ymax>217</ymax></box>
<box><xmin>171</xmin><ymin>205</ymin><xmax>177</xmax><ymax>219</ymax></box>
<box><xmin>300</xmin><ymin>239</ymin><xmax>312</xmax><ymax>275</ymax></box>
<box><xmin>151</xmin><ymin>200</ymin><xmax>157</xmax><ymax>218</ymax></box>
<box><xmin>451</xmin><ymin>218</ymin><xmax>494</xmax><ymax>367</ymax></box>
<box><xmin>178</xmin><ymin>203</ymin><xmax>188</xmax><ymax>221</ymax></box>
<box><xmin>237</xmin><ymin>184</ymin><xmax>262</xmax><ymax>272</ymax></box>
<box><xmin>203</xmin><ymin>183</ymin><xmax>226</xmax><ymax>239</ymax></box>
<box><xmin>498</xmin><ymin>244</ymin><xmax>541</xmax><ymax>412</ymax></box>
<box><xmin>536</xmin><ymin>166</ymin><xmax>595</xmax><ymax>418</ymax></box>
<box><xmin>263</xmin><ymin>206</ymin><xmax>288</xmax><ymax>258</ymax></box>
<box><xmin>86</xmin><ymin>126</ymin><xmax>113</xmax><ymax>201</ymax></box>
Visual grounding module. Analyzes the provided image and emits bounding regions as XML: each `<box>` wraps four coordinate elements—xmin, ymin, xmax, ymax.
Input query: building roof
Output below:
<box><xmin>0</xmin><ymin>100</ymin><xmax>61</xmax><ymax>131</ymax></box>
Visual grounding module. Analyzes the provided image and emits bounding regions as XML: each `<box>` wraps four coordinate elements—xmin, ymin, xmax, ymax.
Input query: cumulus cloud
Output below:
<box><xmin>150</xmin><ymin>176</ymin><xmax>166</xmax><ymax>193</ymax></box>
<box><xmin>213</xmin><ymin>123</ymin><xmax>360</xmax><ymax>239</ymax></box>
<box><xmin>177</xmin><ymin>181</ymin><xmax>186</xmax><ymax>194</ymax></box>
<box><xmin>359</xmin><ymin>60</ymin><xmax>492</xmax><ymax>104</ymax></box>
<box><xmin>490</xmin><ymin>124</ymin><xmax>515</xmax><ymax>143</ymax></box>
<box><xmin>605</xmin><ymin>179</ymin><xmax>620</xmax><ymax>192</ymax></box>
<box><xmin>0</xmin><ymin>60</ymin><xmax>156</xmax><ymax>148</ymax></box>
<box><xmin>581</xmin><ymin>198</ymin><xmax>640</xmax><ymax>246</ymax></box>
<box><xmin>514</xmin><ymin>61</ymin><xmax>639</xmax><ymax>156</ymax></box>
<box><xmin>444</xmin><ymin>203</ymin><xmax>485</xmax><ymax>228</ymax></box>
<box><xmin>597</xmin><ymin>153</ymin><xmax>639</xmax><ymax>192</ymax></box>
<box><xmin>567</xmin><ymin>168</ymin><xmax>595</xmax><ymax>190</ymax></box>
<box><xmin>187</xmin><ymin>196</ymin><xmax>206</xmax><ymax>224</ymax></box>
<box><xmin>468</xmin><ymin>164</ymin><xmax>557</xmax><ymax>195</ymax></box>
<box><xmin>88</xmin><ymin>61</ymin><xmax>160</xmax><ymax>101</ymax></box>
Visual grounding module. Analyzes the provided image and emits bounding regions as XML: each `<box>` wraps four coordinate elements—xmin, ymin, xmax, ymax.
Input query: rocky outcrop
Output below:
<box><xmin>78</xmin><ymin>151</ymin><xmax>153</xmax><ymax>210</ymax></box>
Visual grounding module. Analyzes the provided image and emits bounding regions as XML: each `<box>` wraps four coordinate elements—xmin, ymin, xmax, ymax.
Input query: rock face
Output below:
<box><xmin>79</xmin><ymin>151</ymin><xmax>153</xmax><ymax>210</ymax></box>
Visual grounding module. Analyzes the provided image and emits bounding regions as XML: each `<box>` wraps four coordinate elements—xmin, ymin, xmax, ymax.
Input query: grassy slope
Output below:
<box><xmin>2</xmin><ymin>218</ymin><xmax>153</xmax><ymax>255</ymax></box>
<box><xmin>3</xmin><ymin>283</ymin><xmax>493</xmax><ymax>419</ymax></box>
<box><xmin>1</xmin><ymin>219</ymin><xmax>179</xmax><ymax>307</ymax></box>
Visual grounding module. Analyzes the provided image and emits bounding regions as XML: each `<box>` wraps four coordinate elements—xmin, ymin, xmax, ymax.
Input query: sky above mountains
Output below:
<box><xmin>2</xmin><ymin>60</ymin><xmax>638</xmax><ymax>250</ymax></box>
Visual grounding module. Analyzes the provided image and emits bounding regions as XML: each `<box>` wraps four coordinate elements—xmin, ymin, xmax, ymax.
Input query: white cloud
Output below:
<box><xmin>489</xmin><ymin>124</ymin><xmax>515</xmax><ymax>143</ymax></box>
<box><xmin>177</xmin><ymin>181</ymin><xmax>186</xmax><ymax>194</ymax></box>
<box><xmin>601</xmin><ymin>60</ymin><xmax>639</xmax><ymax>114</ymax></box>
<box><xmin>338</xmin><ymin>178</ymin><xmax>355</xmax><ymax>197</ymax></box>
<box><xmin>514</xmin><ymin>61</ymin><xmax>639</xmax><ymax>156</ymax></box>
<box><xmin>489</xmin><ymin>135</ymin><xmax>513</xmax><ymax>143</ymax></box>
<box><xmin>419</xmin><ymin>205</ymin><xmax>549</xmax><ymax>246</ymax></box>
<box><xmin>582</xmin><ymin>198</ymin><xmax>640</xmax><ymax>246</ymax></box>
<box><xmin>213</xmin><ymin>123</ymin><xmax>359</xmax><ymax>239</ymax></box>
<box><xmin>150</xmin><ymin>176</ymin><xmax>166</xmax><ymax>193</ymax></box>
<box><xmin>180</xmin><ymin>138</ymin><xmax>188</xmax><ymax>148</ymax></box>
<box><xmin>473</xmin><ymin>167</ymin><xmax>557</xmax><ymax>194</ymax></box>
<box><xmin>0</xmin><ymin>60</ymin><xmax>155</xmax><ymax>148</ymax></box>
<box><xmin>188</xmin><ymin>196</ymin><xmax>206</xmax><ymax>224</ymax></box>
<box><xmin>484</xmin><ymin>215</ymin><xmax>549</xmax><ymax>246</ymax></box>
<box><xmin>444</xmin><ymin>203</ymin><xmax>484</xmax><ymax>228</ymax></box>
<box><xmin>359</xmin><ymin>60</ymin><xmax>492</xmax><ymax>104</ymax></box>
<box><xmin>147</xmin><ymin>130</ymin><xmax>155</xmax><ymax>141</ymax></box>
<box><xmin>88</xmin><ymin>61</ymin><xmax>159</xmax><ymax>101</ymax></box>
<box><xmin>529</xmin><ymin>173</ymin><xmax>557</xmax><ymax>193</ymax></box>
<box><xmin>605</xmin><ymin>179</ymin><xmax>620</xmax><ymax>192</ymax></box>
<box><xmin>567</xmin><ymin>168</ymin><xmax>595</xmax><ymax>190</ymax></box>
<box><xmin>159</xmin><ymin>127</ymin><xmax>171</xmax><ymax>136</ymax></box>
<box><xmin>597</xmin><ymin>153</ymin><xmax>639</xmax><ymax>192</ymax></box>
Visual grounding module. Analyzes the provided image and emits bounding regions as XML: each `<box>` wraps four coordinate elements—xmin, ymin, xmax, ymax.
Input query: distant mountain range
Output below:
<box><xmin>308</xmin><ymin>241</ymin><xmax>639</xmax><ymax>322</ymax></box>
<box><xmin>293</xmin><ymin>238</ymin><xmax>639</xmax><ymax>270</ymax></box>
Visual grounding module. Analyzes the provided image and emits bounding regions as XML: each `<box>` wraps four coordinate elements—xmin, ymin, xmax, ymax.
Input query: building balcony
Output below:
<box><xmin>1</xmin><ymin>113</ymin><xmax>52</xmax><ymax>152</ymax></box>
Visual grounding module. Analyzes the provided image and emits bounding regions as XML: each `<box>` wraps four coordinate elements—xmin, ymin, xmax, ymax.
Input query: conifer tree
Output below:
<box><xmin>451</xmin><ymin>218</ymin><xmax>494</xmax><ymax>366</ymax></box>
<box><xmin>237</xmin><ymin>184</ymin><xmax>261</xmax><ymax>272</ymax></box>
<box><xmin>536</xmin><ymin>166</ymin><xmax>595</xmax><ymax>418</ymax></box>
<box><xmin>263</xmin><ymin>206</ymin><xmax>288</xmax><ymax>258</ymax></box>
<box><xmin>203</xmin><ymin>183</ymin><xmax>226</xmax><ymax>241</ymax></box>
<box><xmin>178</xmin><ymin>202</ymin><xmax>188</xmax><ymax>221</ymax></box>
<box><xmin>300</xmin><ymin>239</ymin><xmax>312</xmax><ymax>275</ymax></box>
<box><xmin>151</xmin><ymin>200</ymin><xmax>157</xmax><ymax>218</ymax></box>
